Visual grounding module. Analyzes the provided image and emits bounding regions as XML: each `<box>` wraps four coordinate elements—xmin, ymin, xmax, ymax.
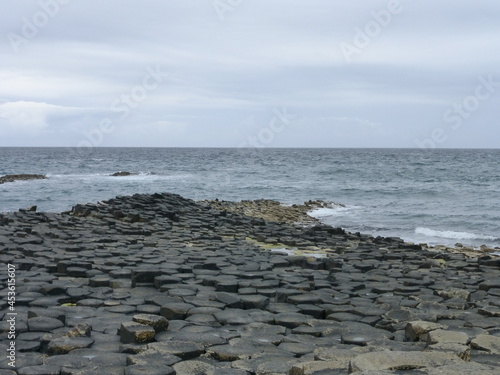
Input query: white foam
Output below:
<box><xmin>309</xmin><ymin>205</ymin><xmax>361</xmax><ymax>218</ymax></box>
<box><xmin>415</xmin><ymin>227</ymin><xmax>497</xmax><ymax>241</ymax></box>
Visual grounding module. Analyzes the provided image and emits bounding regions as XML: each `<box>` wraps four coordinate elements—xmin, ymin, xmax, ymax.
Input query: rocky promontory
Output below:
<box><xmin>201</xmin><ymin>199</ymin><xmax>341</xmax><ymax>225</ymax></box>
<box><xmin>0</xmin><ymin>174</ymin><xmax>47</xmax><ymax>184</ymax></box>
<box><xmin>0</xmin><ymin>192</ymin><xmax>499</xmax><ymax>374</ymax></box>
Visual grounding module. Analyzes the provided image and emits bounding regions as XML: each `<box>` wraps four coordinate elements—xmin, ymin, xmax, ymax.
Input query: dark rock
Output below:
<box><xmin>16</xmin><ymin>366</ymin><xmax>61</xmax><ymax>375</ymax></box>
<box><xmin>0</xmin><ymin>174</ymin><xmax>47</xmax><ymax>184</ymax></box>
<box><xmin>119</xmin><ymin>322</ymin><xmax>156</xmax><ymax>344</ymax></box>
<box><xmin>111</xmin><ymin>171</ymin><xmax>136</xmax><ymax>177</ymax></box>
<box><xmin>146</xmin><ymin>341</ymin><xmax>205</xmax><ymax>360</ymax></box>
<box><xmin>124</xmin><ymin>365</ymin><xmax>175</xmax><ymax>375</ymax></box>
<box><xmin>27</xmin><ymin>317</ymin><xmax>64</xmax><ymax>332</ymax></box>
<box><xmin>160</xmin><ymin>303</ymin><xmax>194</xmax><ymax>320</ymax></box>
<box><xmin>132</xmin><ymin>314</ymin><xmax>168</xmax><ymax>333</ymax></box>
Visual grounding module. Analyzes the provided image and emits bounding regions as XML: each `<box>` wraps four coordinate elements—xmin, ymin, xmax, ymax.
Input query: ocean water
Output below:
<box><xmin>0</xmin><ymin>147</ymin><xmax>499</xmax><ymax>250</ymax></box>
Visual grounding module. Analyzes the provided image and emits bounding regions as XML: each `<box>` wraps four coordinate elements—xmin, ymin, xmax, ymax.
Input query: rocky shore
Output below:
<box><xmin>0</xmin><ymin>192</ymin><xmax>499</xmax><ymax>374</ymax></box>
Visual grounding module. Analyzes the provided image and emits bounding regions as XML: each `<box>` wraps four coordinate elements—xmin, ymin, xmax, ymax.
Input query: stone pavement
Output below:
<box><xmin>0</xmin><ymin>193</ymin><xmax>499</xmax><ymax>374</ymax></box>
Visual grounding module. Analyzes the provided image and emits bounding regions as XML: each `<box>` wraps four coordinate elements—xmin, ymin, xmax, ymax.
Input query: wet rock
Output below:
<box><xmin>111</xmin><ymin>171</ymin><xmax>136</xmax><ymax>177</ymax></box>
<box><xmin>0</xmin><ymin>174</ymin><xmax>47</xmax><ymax>184</ymax></box>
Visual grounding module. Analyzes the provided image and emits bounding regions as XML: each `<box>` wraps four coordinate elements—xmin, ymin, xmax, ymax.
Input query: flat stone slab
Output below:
<box><xmin>28</xmin><ymin>317</ymin><xmax>64</xmax><ymax>332</ymax></box>
<box><xmin>470</xmin><ymin>334</ymin><xmax>500</xmax><ymax>354</ymax></box>
<box><xmin>16</xmin><ymin>366</ymin><xmax>61</xmax><ymax>375</ymax></box>
<box><xmin>48</xmin><ymin>336</ymin><xmax>95</xmax><ymax>354</ymax></box>
<box><xmin>349</xmin><ymin>351</ymin><xmax>461</xmax><ymax>373</ymax></box>
<box><xmin>124</xmin><ymin>365</ymin><xmax>175</xmax><ymax>375</ymax></box>
<box><xmin>146</xmin><ymin>341</ymin><xmax>205</xmax><ymax>360</ymax></box>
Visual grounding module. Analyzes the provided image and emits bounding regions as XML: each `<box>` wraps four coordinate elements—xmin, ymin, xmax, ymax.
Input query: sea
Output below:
<box><xmin>1</xmin><ymin>147</ymin><xmax>499</xmax><ymax>251</ymax></box>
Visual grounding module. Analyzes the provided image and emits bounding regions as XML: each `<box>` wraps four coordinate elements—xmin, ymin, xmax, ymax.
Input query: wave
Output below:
<box><xmin>46</xmin><ymin>172</ymin><xmax>192</xmax><ymax>179</ymax></box>
<box><xmin>415</xmin><ymin>227</ymin><xmax>497</xmax><ymax>241</ymax></box>
<box><xmin>309</xmin><ymin>204</ymin><xmax>363</xmax><ymax>218</ymax></box>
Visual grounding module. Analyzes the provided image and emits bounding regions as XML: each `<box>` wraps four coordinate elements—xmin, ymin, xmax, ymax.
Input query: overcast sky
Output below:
<box><xmin>1</xmin><ymin>0</ymin><xmax>499</xmax><ymax>148</ymax></box>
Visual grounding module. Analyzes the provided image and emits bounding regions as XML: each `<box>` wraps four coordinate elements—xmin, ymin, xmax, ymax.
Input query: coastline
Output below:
<box><xmin>0</xmin><ymin>192</ymin><xmax>499</xmax><ymax>374</ymax></box>
<box><xmin>203</xmin><ymin>198</ymin><xmax>500</xmax><ymax>259</ymax></box>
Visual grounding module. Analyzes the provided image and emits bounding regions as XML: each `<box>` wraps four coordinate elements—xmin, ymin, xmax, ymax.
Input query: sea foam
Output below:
<box><xmin>415</xmin><ymin>227</ymin><xmax>497</xmax><ymax>241</ymax></box>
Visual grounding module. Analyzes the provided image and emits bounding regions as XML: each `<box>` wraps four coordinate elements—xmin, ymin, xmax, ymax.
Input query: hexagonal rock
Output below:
<box><xmin>160</xmin><ymin>302</ymin><xmax>194</xmax><ymax>320</ymax></box>
<box><xmin>64</xmin><ymin>323</ymin><xmax>92</xmax><ymax>337</ymax></box>
<box><xmin>172</xmin><ymin>360</ymin><xmax>216</xmax><ymax>375</ymax></box>
<box><xmin>478</xmin><ymin>305</ymin><xmax>500</xmax><ymax>317</ymax></box>
<box><xmin>470</xmin><ymin>334</ymin><xmax>500</xmax><ymax>354</ymax></box>
<box><xmin>28</xmin><ymin>317</ymin><xmax>64</xmax><ymax>332</ymax></box>
<box><xmin>239</xmin><ymin>294</ymin><xmax>269</xmax><ymax>310</ymax></box>
<box><xmin>206</xmin><ymin>344</ymin><xmax>257</xmax><ymax>361</ymax></box>
<box><xmin>274</xmin><ymin>312</ymin><xmax>310</xmax><ymax>329</ymax></box>
<box><xmin>427</xmin><ymin>343</ymin><xmax>470</xmax><ymax>361</ymax></box>
<box><xmin>132</xmin><ymin>314</ymin><xmax>168</xmax><ymax>333</ymax></box>
<box><xmin>126</xmin><ymin>352</ymin><xmax>181</xmax><ymax>367</ymax></box>
<box><xmin>146</xmin><ymin>341</ymin><xmax>205</xmax><ymax>360</ymax></box>
<box><xmin>89</xmin><ymin>276</ymin><xmax>111</xmax><ymax>287</ymax></box>
<box><xmin>435</xmin><ymin>288</ymin><xmax>471</xmax><ymax>301</ymax></box>
<box><xmin>425</xmin><ymin>329</ymin><xmax>469</xmax><ymax>345</ymax></box>
<box><xmin>404</xmin><ymin>321</ymin><xmax>447</xmax><ymax>342</ymax></box>
<box><xmin>478</xmin><ymin>279</ymin><xmax>500</xmax><ymax>291</ymax></box>
<box><xmin>426</xmin><ymin>362</ymin><xmax>499</xmax><ymax>375</ymax></box>
<box><xmin>47</xmin><ymin>336</ymin><xmax>95</xmax><ymax>354</ymax></box>
<box><xmin>289</xmin><ymin>360</ymin><xmax>346</xmax><ymax>375</ymax></box>
<box><xmin>348</xmin><ymin>351</ymin><xmax>460</xmax><ymax>373</ymax></box>
<box><xmin>124</xmin><ymin>365</ymin><xmax>175</xmax><ymax>375</ymax></box>
<box><xmin>120</xmin><ymin>322</ymin><xmax>156</xmax><ymax>344</ymax></box>
<box><xmin>16</xmin><ymin>366</ymin><xmax>61</xmax><ymax>375</ymax></box>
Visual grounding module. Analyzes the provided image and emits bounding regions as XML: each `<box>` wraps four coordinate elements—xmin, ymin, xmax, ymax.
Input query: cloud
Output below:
<box><xmin>0</xmin><ymin>101</ymin><xmax>88</xmax><ymax>131</ymax></box>
<box><xmin>1</xmin><ymin>1</ymin><xmax>500</xmax><ymax>147</ymax></box>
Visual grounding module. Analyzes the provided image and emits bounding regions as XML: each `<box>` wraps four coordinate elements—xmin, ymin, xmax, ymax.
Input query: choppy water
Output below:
<box><xmin>1</xmin><ymin>147</ymin><xmax>499</xmax><ymax>249</ymax></box>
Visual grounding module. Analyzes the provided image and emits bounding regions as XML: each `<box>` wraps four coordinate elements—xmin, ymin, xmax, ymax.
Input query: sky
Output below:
<box><xmin>1</xmin><ymin>0</ymin><xmax>499</xmax><ymax>148</ymax></box>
